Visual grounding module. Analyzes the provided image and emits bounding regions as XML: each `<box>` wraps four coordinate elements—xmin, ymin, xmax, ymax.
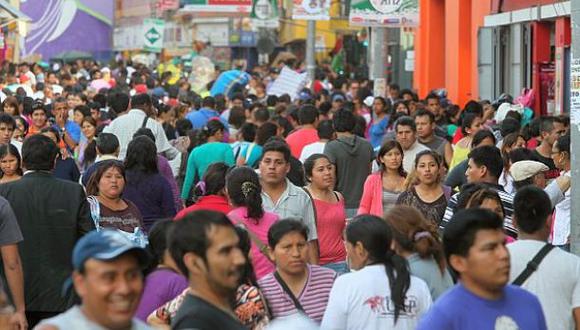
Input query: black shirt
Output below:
<box><xmin>172</xmin><ymin>294</ymin><xmax>246</xmax><ymax>330</ymax></box>
<box><xmin>532</xmin><ymin>149</ymin><xmax>560</xmax><ymax>180</ymax></box>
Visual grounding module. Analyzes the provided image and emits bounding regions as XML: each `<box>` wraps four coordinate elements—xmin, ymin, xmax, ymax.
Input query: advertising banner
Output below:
<box><xmin>292</xmin><ymin>0</ymin><xmax>330</xmax><ymax>20</ymax></box>
<box><xmin>349</xmin><ymin>0</ymin><xmax>418</xmax><ymax>27</ymax></box>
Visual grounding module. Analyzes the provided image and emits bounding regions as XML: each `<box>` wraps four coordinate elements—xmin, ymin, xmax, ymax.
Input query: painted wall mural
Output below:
<box><xmin>20</xmin><ymin>0</ymin><xmax>114</xmax><ymax>60</ymax></box>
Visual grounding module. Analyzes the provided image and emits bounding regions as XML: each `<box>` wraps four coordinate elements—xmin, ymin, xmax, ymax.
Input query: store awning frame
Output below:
<box><xmin>0</xmin><ymin>0</ymin><xmax>30</xmax><ymax>22</ymax></box>
<box><xmin>484</xmin><ymin>1</ymin><xmax>570</xmax><ymax>27</ymax></box>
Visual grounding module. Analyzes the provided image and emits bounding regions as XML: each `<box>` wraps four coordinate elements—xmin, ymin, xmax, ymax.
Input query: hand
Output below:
<box><xmin>55</xmin><ymin>112</ymin><xmax>66</xmax><ymax>127</ymax></box>
<box><xmin>10</xmin><ymin>311</ymin><xmax>27</xmax><ymax>330</ymax></box>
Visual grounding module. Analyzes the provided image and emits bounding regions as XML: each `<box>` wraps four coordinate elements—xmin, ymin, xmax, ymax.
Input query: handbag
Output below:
<box><xmin>87</xmin><ymin>196</ymin><xmax>148</xmax><ymax>248</ymax></box>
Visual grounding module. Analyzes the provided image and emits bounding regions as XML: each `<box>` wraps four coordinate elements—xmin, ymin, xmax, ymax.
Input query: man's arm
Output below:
<box><xmin>1</xmin><ymin>244</ymin><xmax>26</xmax><ymax>330</ymax></box>
<box><xmin>573</xmin><ymin>308</ymin><xmax>580</xmax><ymax>330</ymax></box>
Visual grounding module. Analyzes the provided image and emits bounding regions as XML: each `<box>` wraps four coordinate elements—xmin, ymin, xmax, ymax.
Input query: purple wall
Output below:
<box><xmin>20</xmin><ymin>0</ymin><xmax>114</xmax><ymax>60</ymax></box>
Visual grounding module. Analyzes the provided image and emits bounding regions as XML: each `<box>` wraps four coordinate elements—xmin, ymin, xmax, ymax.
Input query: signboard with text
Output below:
<box><xmin>143</xmin><ymin>18</ymin><xmax>165</xmax><ymax>53</ymax></box>
<box><xmin>292</xmin><ymin>0</ymin><xmax>330</xmax><ymax>20</ymax></box>
<box><xmin>349</xmin><ymin>0</ymin><xmax>418</xmax><ymax>27</ymax></box>
<box><xmin>183</xmin><ymin>0</ymin><xmax>252</xmax><ymax>13</ymax></box>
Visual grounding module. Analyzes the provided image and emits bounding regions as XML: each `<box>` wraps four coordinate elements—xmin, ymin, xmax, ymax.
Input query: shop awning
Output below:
<box><xmin>484</xmin><ymin>1</ymin><xmax>569</xmax><ymax>27</ymax></box>
<box><xmin>0</xmin><ymin>0</ymin><xmax>30</xmax><ymax>21</ymax></box>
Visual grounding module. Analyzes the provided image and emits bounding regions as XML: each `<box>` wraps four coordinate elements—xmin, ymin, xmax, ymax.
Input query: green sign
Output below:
<box><xmin>349</xmin><ymin>0</ymin><xmax>418</xmax><ymax>27</ymax></box>
<box><xmin>143</xmin><ymin>18</ymin><xmax>165</xmax><ymax>53</ymax></box>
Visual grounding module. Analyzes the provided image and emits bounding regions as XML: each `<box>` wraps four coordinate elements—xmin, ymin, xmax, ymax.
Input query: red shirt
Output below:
<box><xmin>285</xmin><ymin>128</ymin><xmax>319</xmax><ymax>158</ymax></box>
<box><xmin>174</xmin><ymin>195</ymin><xmax>232</xmax><ymax>220</ymax></box>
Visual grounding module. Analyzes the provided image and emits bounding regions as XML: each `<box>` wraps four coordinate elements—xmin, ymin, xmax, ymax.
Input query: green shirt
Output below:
<box><xmin>181</xmin><ymin>142</ymin><xmax>234</xmax><ymax>200</ymax></box>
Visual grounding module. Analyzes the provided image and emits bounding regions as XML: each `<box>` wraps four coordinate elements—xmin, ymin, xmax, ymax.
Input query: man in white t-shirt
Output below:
<box><xmin>509</xmin><ymin>186</ymin><xmax>580</xmax><ymax>330</ymax></box>
<box><xmin>393</xmin><ymin>116</ymin><xmax>430</xmax><ymax>173</ymax></box>
<box><xmin>299</xmin><ymin>119</ymin><xmax>335</xmax><ymax>163</ymax></box>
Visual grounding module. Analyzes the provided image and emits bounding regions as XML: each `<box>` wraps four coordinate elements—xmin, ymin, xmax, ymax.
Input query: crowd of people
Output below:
<box><xmin>0</xmin><ymin>58</ymin><xmax>575</xmax><ymax>330</ymax></box>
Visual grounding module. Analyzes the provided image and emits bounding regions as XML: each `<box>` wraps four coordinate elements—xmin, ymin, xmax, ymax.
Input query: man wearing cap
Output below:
<box><xmin>510</xmin><ymin>160</ymin><xmax>570</xmax><ymax>208</ymax></box>
<box><xmin>35</xmin><ymin>230</ymin><xmax>151</xmax><ymax>330</ymax></box>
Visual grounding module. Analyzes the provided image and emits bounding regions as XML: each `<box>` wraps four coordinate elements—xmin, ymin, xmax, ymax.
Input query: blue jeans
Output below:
<box><xmin>323</xmin><ymin>261</ymin><xmax>349</xmax><ymax>275</ymax></box>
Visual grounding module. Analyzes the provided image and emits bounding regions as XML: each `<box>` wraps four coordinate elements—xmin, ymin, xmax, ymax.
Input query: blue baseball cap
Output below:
<box><xmin>72</xmin><ymin>230</ymin><xmax>149</xmax><ymax>271</ymax></box>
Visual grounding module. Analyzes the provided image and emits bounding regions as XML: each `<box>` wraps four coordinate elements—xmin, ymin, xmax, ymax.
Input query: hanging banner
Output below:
<box><xmin>349</xmin><ymin>0</ymin><xmax>418</xmax><ymax>27</ymax></box>
<box><xmin>292</xmin><ymin>0</ymin><xmax>330</xmax><ymax>20</ymax></box>
<box><xmin>142</xmin><ymin>18</ymin><xmax>165</xmax><ymax>53</ymax></box>
<box><xmin>182</xmin><ymin>0</ymin><xmax>252</xmax><ymax>13</ymax></box>
<box><xmin>251</xmin><ymin>0</ymin><xmax>279</xmax><ymax>28</ymax></box>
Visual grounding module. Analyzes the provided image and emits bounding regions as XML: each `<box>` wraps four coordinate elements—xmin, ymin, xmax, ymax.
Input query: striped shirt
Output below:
<box><xmin>440</xmin><ymin>183</ymin><xmax>517</xmax><ymax>238</ymax></box>
<box><xmin>258</xmin><ymin>265</ymin><xmax>337</xmax><ymax>323</ymax></box>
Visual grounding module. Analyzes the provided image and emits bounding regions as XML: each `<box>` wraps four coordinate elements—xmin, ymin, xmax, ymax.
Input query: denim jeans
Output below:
<box><xmin>322</xmin><ymin>261</ymin><xmax>349</xmax><ymax>275</ymax></box>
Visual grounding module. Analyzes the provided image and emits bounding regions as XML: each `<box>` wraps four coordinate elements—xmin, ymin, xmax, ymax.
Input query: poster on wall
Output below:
<box><xmin>251</xmin><ymin>0</ymin><xmax>279</xmax><ymax>28</ymax></box>
<box><xmin>292</xmin><ymin>0</ymin><xmax>330</xmax><ymax>20</ymax></box>
<box><xmin>143</xmin><ymin>19</ymin><xmax>165</xmax><ymax>53</ymax></box>
<box><xmin>349</xmin><ymin>0</ymin><xmax>418</xmax><ymax>27</ymax></box>
<box><xmin>569</xmin><ymin>55</ymin><xmax>580</xmax><ymax>125</ymax></box>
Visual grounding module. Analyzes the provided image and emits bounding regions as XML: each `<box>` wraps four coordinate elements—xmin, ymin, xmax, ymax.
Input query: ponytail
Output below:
<box><xmin>241</xmin><ymin>181</ymin><xmax>264</xmax><ymax>220</ymax></box>
<box><xmin>197</xmin><ymin>119</ymin><xmax>225</xmax><ymax>145</ymax></box>
<box><xmin>226</xmin><ymin>167</ymin><xmax>264</xmax><ymax>222</ymax></box>
<box><xmin>346</xmin><ymin>215</ymin><xmax>411</xmax><ymax>325</ymax></box>
<box><xmin>383</xmin><ymin>250</ymin><xmax>411</xmax><ymax>323</ymax></box>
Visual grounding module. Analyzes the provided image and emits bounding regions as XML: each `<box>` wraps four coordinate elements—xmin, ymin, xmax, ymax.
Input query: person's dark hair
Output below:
<box><xmin>133</xmin><ymin>127</ymin><xmax>156</xmax><ymax>143</ymax></box>
<box><xmin>228</xmin><ymin>106</ymin><xmax>246</xmax><ymax>129</ymax></box>
<box><xmin>472</xmin><ymin>129</ymin><xmax>496</xmax><ymax>147</ymax></box>
<box><xmin>556</xmin><ymin>133</ymin><xmax>570</xmax><ymax>154</ymax></box>
<box><xmin>197</xmin><ymin>119</ymin><xmax>225</xmax><ymax>145</ymax></box>
<box><xmin>80</xmin><ymin>116</ymin><xmax>99</xmax><ymax>167</ymax></box>
<box><xmin>443</xmin><ymin>209</ymin><xmax>503</xmax><ymax>277</ymax></box>
<box><xmin>298</xmin><ymin>104</ymin><xmax>317</xmax><ymax>125</ymax></box>
<box><xmin>500</xmin><ymin>118</ymin><xmax>521</xmax><ymax>138</ymax></box>
<box><xmin>175</xmin><ymin>119</ymin><xmax>193</xmax><ymax>137</ymax></box>
<box><xmin>460</xmin><ymin>113</ymin><xmax>481</xmax><ymax>136</ymax></box>
<box><xmin>467</xmin><ymin>146</ymin><xmax>503</xmax><ymax>180</ymax></box>
<box><xmin>385</xmin><ymin>206</ymin><xmax>446</xmax><ymax>273</ymax></box>
<box><xmin>40</xmin><ymin>126</ymin><xmax>61</xmax><ymax>144</ymax></box>
<box><xmin>303</xmin><ymin>153</ymin><xmax>331</xmax><ymax>182</ymax></box>
<box><xmin>1</xmin><ymin>96</ymin><xmax>19</xmax><ymax>115</ymax></box>
<box><xmin>346</xmin><ymin>215</ymin><xmax>410</xmax><ymax>324</ymax></box>
<box><xmin>454</xmin><ymin>184</ymin><xmax>505</xmax><ymax>217</ymax></box>
<box><xmin>96</xmin><ymin>132</ymin><xmax>119</xmax><ymax>155</ymax></box>
<box><xmin>377</xmin><ymin>140</ymin><xmax>406</xmax><ymax>177</ymax></box>
<box><xmin>332</xmin><ymin>108</ymin><xmax>356</xmax><ymax>133</ymax></box>
<box><xmin>501</xmin><ymin>132</ymin><xmax>524</xmax><ymax>170</ymax></box>
<box><xmin>93</xmin><ymin>93</ymin><xmax>107</xmax><ymax>109</ymax></box>
<box><xmin>267</xmin><ymin>218</ymin><xmax>309</xmax><ymax>248</ymax></box>
<box><xmin>425</xmin><ymin>93</ymin><xmax>440</xmax><ymax>104</ymax></box>
<box><xmin>508</xmin><ymin>147</ymin><xmax>536</xmax><ymax>165</ymax></box>
<box><xmin>86</xmin><ymin>160</ymin><xmax>126</xmax><ymax>196</ymax></box>
<box><xmin>144</xmin><ymin>219</ymin><xmax>174</xmax><ymax>273</ymax></box>
<box><xmin>513</xmin><ymin>186</ymin><xmax>551</xmax><ymax>234</ymax></box>
<box><xmin>130</xmin><ymin>93</ymin><xmax>152</xmax><ymax>109</ymax></box>
<box><xmin>202</xmin><ymin>96</ymin><xmax>216</xmax><ymax>109</ymax></box>
<box><xmin>463</xmin><ymin>100</ymin><xmax>483</xmax><ymax>116</ymax></box>
<box><xmin>317</xmin><ymin>119</ymin><xmax>335</xmax><ymax>140</ymax></box>
<box><xmin>13</xmin><ymin>116</ymin><xmax>28</xmax><ymax>136</ymax></box>
<box><xmin>414</xmin><ymin>109</ymin><xmax>434</xmax><ymax>123</ymax></box>
<box><xmin>255</xmin><ymin>122</ymin><xmax>278</xmax><ymax>146</ymax></box>
<box><xmin>239</xmin><ymin>122</ymin><xmax>257</xmax><ymax>142</ymax></box>
<box><xmin>0</xmin><ymin>143</ymin><xmax>22</xmax><ymax>176</ymax></box>
<box><xmin>194</xmin><ymin>162</ymin><xmax>229</xmax><ymax>199</ymax></box>
<box><xmin>0</xmin><ymin>113</ymin><xmax>15</xmax><ymax>129</ymax></box>
<box><xmin>414</xmin><ymin>150</ymin><xmax>441</xmax><ymax>170</ymax></box>
<box><xmin>234</xmin><ymin>226</ymin><xmax>258</xmax><ymax>286</ymax></box>
<box><xmin>253</xmin><ymin>107</ymin><xmax>270</xmax><ymax>123</ymax></box>
<box><xmin>124</xmin><ymin>136</ymin><xmax>158</xmax><ymax>174</ymax></box>
<box><xmin>74</xmin><ymin>105</ymin><xmax>91</xmax><ymax>118</ymax></box>
<box><xmin>109</xmin><ymin>93</ymin><xmax>130</xmax><ymax>116</ymax></box>
<box><xmin>169</xmin><ymin>210</ymin><xmax>236</xmax><ymax>277</ymax></box>
<box><xmin>394</xmin><ymin>116</ymin><xmax>416</xmax><ymax>132</ymax></box>
<box><xmin>261</xmin><ymin>139</ymin><xmax>291</xmax><ymax>163</ymax></box>
<box><xmin>392</xmin><ymin>101</ymin><xmax>409</xmax><ymax>115</ymax></box>
<box><xmin>226</xmin><ymin>166</ymin><xmax>264</xmax><ymax>220</ymax></box>
<box><xmin>22</xmin><ymin>134</ymin><xmax>59</xmax><ymax>171</ymax></box>
<box><xmin>539</xmin><ymin>116</ymin><xmax>557</xmax><ymax>135</ymax></box>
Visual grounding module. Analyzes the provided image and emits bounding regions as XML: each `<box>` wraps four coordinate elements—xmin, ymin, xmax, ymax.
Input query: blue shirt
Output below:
<box><xmin>369</xmin><ymin>116</ymin><xmax>389</xmax><ymax>149</ymax></box>
<box><xmin>186</xmin><ymin>108</ymin><xmax>225</xmax><ymax>130</ymax></box>
<box><xmin>417</xmin><ymin>283</ymin><xmax>547</xmax><ymax>330</ymax></box>
<box><xmin>53</xmin><ymin>120</ymin><xmax>81</xmax><ymax>144</ymax></box>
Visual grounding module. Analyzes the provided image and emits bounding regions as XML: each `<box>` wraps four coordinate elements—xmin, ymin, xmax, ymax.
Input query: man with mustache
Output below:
<box><xmin>417</xmin><ymin>209</ymin><xmax>547</xmax><ymax>330</ymax></box>
<box><xmin>169</xmin><ymin>210</ymin><xmax>246</xmax><ymax>329</ymax></box>
<box><xmin>35</xmin><ymin>230</ymin><xmax>151</xmax><ymax>329</ymax></box>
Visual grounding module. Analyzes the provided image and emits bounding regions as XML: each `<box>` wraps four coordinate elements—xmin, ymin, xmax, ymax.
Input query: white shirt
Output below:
<box><xmin>402</xmin><ymin>140</ymin><xmax>431</xmax><ymax>174</ymax></box>
<box><xmin>508</xmin><ymin>239</ymin><xmax>580</xmax><ymax>330</ymax></box>
<box><xmin>103</xmin><ymin>109</ymin><xmax>178</xmax><ymax>160</ymax></box>
<box><xmin>321</xmin><ymin>264</ymin><xmax>432</xmax><ymax>330</ymax></box>
<box><xmin>552</xmin><ymin>170</ymin><xmax>571</xmax><ymax>245</ymax></box>
<box><xmin>299</xmin><ymin>141</ymin><xmax>326</xmax><ymax>163</ymax></box>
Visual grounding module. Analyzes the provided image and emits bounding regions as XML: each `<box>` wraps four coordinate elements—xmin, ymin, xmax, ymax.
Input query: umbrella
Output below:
<box><xmin>51</xmin><ymin>50</ymin><xmax>93</xmax><ymax>62</ymax></box>
<box><xmin>210</xmin><ymin>70</ymin><xmax>250</xmax><ymax>98</ymax></box>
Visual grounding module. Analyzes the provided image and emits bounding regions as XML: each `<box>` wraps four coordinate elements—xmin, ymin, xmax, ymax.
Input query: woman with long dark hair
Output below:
<box><xmin>303</xmin><ymin>153</ymin><xmax>347</xmax><ymax>274</ymax></box>
<box><xmin>358</xmin><ymin>140</ymin><xmax>406</xmax><ymax>216</ymax></box>
<box><xmin>0</xmin><ymin>144</ymin><xmax>22</xmax><ymax>183</ymax></box>
<box><xmin>397</xmin><ymin>150</ymin><xmax>449</xmax><ymax>225</ymax></box>
<box><xmin>175</xmin><ymin>162</ymin><xmax>231</xmax><ymax>218</ymax></box>
<box><xmin>76</xmin><ymin>116</ymin><xmax>98</xmax><ymax>173</ymax></box>
<box><xmin>321</xmin><ymin>215</ymin><xmax>432</xmax><ymax>329</ymax></box>
<box><xmin>123</xmin><ymin>136</ymin><xmax>176</xmax><ymax>232</ymax></box>
<box><xmin>385</xmin><ymin>206</ymin><xmax>453</xmax><ymax>300</ymax></box>
<box><xmin>181</xmin><ymin>119</ymin><xmax>234</xmax><ymax>201</ymax></box>
<box><xmin>227</xmin><ymin>166</ymin><xmax>278</xmax><ymax>279</ymax></box>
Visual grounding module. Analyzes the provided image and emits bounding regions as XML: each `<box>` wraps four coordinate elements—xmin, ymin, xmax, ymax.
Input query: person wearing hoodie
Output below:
<box><xmin>324</xmin><ymin>109</ymin><xmax>374</xmax><ymax>217</ymax></box>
